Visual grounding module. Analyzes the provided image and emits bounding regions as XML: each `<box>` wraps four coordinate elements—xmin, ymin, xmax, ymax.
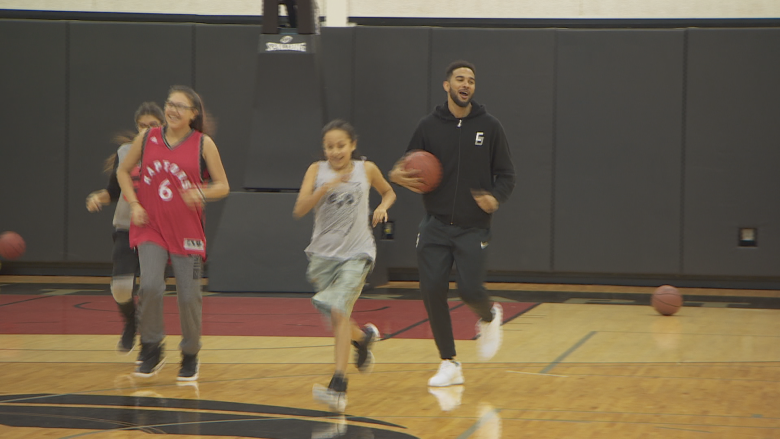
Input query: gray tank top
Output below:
<box><xmin>305</xmin><ymin>160</ymin><xmax>376</xmax><ymax>262</ymax></box>
<box><xmin>112</xmin><ymin>143</ymin><xmax>133</xmax><ymax>230</ymax></box>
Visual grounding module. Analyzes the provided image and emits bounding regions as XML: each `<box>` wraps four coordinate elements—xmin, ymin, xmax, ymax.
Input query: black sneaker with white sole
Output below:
<box><xmin>117</xmin><ymin>319</ymin><xmax>136</xmax><ymax>353</ymax></box>
<box><xmin>116</xmin><ymin>301</ymin><xmax>136</xmax><ymax>353</ymax></box>
<box><xmin>352</xmin><ymin>323</ymin><xmax>379</xmax><ymax>373</ymax></box>
<box><xmin>134</xmin><ymin>342</ymin><xmax>165</xmax><ymax>377</ymax></box>
<box><xmin>177</xmin><ymin>353</ymin><xmax>199</xmax><ymax>381</ymax></box>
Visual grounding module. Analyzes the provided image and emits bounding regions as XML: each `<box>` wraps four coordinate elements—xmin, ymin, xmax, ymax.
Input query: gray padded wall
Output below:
<box><xmin>67</xmin><ymin>22</ymin><xmax>193</xmax><ymax>261</ymax></box>
<box><xmin>683</xmin><ymin>29</ymin><xmax>780</xmax><ymax>276</ymax></box>
<box><xmin>428</xmin><ymin>28</ymin><xmax>556</xmax><ymax>272</ymax></box>
<box><xmin>554</xmin><ymin>30</ymin><xmax>685</xmax><ymax>274</ymax></box>
<box><xmin>0</xmin><ymin>20</ymin><xmax>67</xmax><ymax>261</ymax></box>
<box><xmin>351</xmin><ymin>27</ymin><xmax>432</xmax><ymax>270</ymax></box>
<box><xmin>194</xmin><ymin>23</ymin><xmax>261</xmax><ymax>243</ymax></box>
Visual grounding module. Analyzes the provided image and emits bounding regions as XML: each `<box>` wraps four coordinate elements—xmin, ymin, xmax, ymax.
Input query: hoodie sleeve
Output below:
<box><xmin>490</xmin><ymin>122</ymin><xmax>515</xmax><ymax>204</ymax></box>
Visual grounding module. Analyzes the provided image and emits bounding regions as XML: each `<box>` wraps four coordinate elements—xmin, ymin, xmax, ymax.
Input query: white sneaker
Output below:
<box><xmin>476</xmin><ymin>303</ymin><xmax>503</xmax><ymax>361</ymax></box>
<box><xmin>428</xmin><ymin>360</ymin><xmax>465</xmax><ymax>387</ymax></box>
<box><xmin>313</xmin><ymin>384</ymin><xmax>347</xmax><ymax>413</ymax></box>
<box><xmin>428</xmin><ymin>385</ymin><xmax>464</xmax><ymax>411</ymax></box>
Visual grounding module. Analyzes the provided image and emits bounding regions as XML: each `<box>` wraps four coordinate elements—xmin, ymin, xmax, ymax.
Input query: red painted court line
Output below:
<box><xmin>0</xmin><ymin>295</ymin><xmax>536</xmax><ymax>339</ymax></box>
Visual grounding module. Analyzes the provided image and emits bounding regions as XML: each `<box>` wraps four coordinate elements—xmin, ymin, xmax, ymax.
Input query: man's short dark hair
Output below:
<box><xmin>445</xmin><ymin>60</ymin><xmax>476</xmax><ymax>80</ymax></box>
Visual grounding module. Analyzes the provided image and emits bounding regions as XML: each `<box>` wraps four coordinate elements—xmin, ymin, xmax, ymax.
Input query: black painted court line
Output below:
<box><xmin>4</xmin><ymin>283</ymin><xmax>780</xmax><ymax>309</ymax></box>
<box><xmin>540</xmin><ymin>331</ymin><xmax>597</xmax><ymax>374</ymax></box>
<box><xmin>470</xmin><ymin>302</ymin><xmax>541</xmax><ymax>340</ymax></box>
<box><xmin>381</xmin><ymin>302</ymin><xmax>467</xmax><ymax>341</ymax></box>
<box><xmin>456</xmin><ymin>406</ymin><xmax>502</xmax><ymax>439</ymax></box>
<box><xmin>0</xmin><ymin>295</ymin><xmax>59</xmax><ymax>308</ymax></box>
<box><xmin>0</xmin><ymin>393</ymin><xmax>418</xmax><ymax>439</ymax></box>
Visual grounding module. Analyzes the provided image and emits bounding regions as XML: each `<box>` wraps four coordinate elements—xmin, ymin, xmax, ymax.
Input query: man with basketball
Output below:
<box><xmin>389</xmin><ymin>60</ymin><xmax>515</xmax><ymax>387</ymax></box>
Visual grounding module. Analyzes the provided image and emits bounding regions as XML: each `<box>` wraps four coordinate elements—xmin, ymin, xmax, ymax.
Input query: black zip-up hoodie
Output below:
<box><xmin>406</xmin><ymin>100</ymin><xmax>515</xmax><ymax>229</ymax></box>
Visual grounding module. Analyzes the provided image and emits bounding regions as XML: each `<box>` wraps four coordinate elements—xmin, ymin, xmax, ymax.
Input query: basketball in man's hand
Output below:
<box><xmin>403</xmin><ymin>150</ymin><xmax>442</xmax><ymax>194</ymax></box>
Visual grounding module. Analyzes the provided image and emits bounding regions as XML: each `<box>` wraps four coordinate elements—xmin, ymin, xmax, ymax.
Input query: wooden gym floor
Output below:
<box><xmin>1</xmin><ymin>276</ymin><xmax>779</xmax><ymax>438</ymax></box>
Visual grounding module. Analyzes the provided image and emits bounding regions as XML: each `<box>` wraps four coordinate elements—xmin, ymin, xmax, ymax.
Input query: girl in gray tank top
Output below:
<box><xmin>85</xmin><ymin>102</ymin><xmax>164</xmax><ymax>356</ymax></box>
<box><xmin>293</xmin><ymin>119</ymin><xmax>396</xmax><ymax>413</ymax></box>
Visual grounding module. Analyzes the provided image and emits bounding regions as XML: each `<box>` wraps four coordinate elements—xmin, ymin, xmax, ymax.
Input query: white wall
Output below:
<box><xmin>2</xmin><ymin>0</ymin><xmax>779</xmax><ymax>19</ymax></box>
<box><xmin>351</xmin><ymin>0</ymin><xmax>780</xmax><ymax>19</ymax></box>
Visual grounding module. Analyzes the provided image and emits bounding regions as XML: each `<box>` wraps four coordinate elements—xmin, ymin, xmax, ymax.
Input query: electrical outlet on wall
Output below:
<box><xmin>738</xmin><ymin>227</ymin><xmax>757</xmax><ymax>247</ymax></box>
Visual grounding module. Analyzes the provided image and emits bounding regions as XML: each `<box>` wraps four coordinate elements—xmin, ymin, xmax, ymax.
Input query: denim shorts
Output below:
<box><xmin>307</xmin><ymin>256</ymin><xmax>372</xmax><ymax>317</ymax></box>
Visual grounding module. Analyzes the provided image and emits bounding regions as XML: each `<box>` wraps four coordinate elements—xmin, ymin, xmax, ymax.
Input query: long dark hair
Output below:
<box><xmin>103</xmin><ymin>102</ymin><xmax>164</xmax><ymax>173</ymax></box>
<box><xmin>168</xmin><ymin>85</ymin><xmax>217</xmax><ymax>136</ymax></box>
<box><xmin>322</xmin><ymin>119</ymin><xmax>361</xmax><ymax>160</ymax></box>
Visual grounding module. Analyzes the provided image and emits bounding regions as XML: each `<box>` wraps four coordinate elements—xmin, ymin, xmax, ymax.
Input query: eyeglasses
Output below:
<box><xmin>165</xmin><ymin>101</ymin><xmax>194</xmax><ymax>112</ymax></box>
<box><xmin>137</xmin><ymin>121</ymin><xmax>161</xmax><ymax>130</ymax></box>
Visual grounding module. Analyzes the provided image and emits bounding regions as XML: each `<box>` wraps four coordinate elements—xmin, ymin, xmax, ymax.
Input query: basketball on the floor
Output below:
<box><xmin>651</xmin><ymin>285</ymin><xmax>682</xmax><ymax>316</ymax></box>
<box><xmin>0</xmin><ymin>231</ymin><xmax>26</xmax><ymax>260</ymax></box>
<box><xmin>403</xmin><ymin>150</ymin><xmax>442</xmax><ymax>194</ymax></box>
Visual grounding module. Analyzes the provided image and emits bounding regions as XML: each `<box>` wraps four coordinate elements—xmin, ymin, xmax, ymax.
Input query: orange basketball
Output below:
<box><xmin>652</xmin><ymin>285</ymin><xmax>683</xmax><ymax>316</ymax></box>
<box><xmin>403</xmin><ymin>150</ymin><xmax>442</xmax><ymax>194</ymax></box>
<box><xmin>0</xmin><ymin>231</ymin><xmax>26</xmax><ymax>260</ymax></box>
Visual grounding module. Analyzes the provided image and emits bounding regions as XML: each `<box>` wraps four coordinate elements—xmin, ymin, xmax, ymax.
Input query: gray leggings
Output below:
<box><xmin>137</xmin><ymin>242</ymin><xmax>203</xmax><ymax>356</ymax></box>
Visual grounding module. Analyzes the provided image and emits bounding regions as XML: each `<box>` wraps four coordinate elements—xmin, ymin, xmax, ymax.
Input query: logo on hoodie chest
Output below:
<box><xmin>475</xmin><ymin>132</ymin><xmax>484</xmax><ymax>146</ymax></box>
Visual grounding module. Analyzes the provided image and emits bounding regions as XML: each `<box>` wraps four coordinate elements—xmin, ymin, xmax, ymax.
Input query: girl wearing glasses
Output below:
<box><xmin>117</xmin><ymin>86</ymin><xmax>229</xmax><ymax>381</ymax></box>
<box><xmin>85</xmin><ymin>101</ymin><xmax>164</xmax><ymax>357</ymax></box>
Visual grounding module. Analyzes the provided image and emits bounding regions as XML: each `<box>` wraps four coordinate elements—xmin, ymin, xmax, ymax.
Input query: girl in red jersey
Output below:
<box><xmin>86</xmin><ymin>102</ymin><xmax>164</xmax><ymax>356</ymax></box>
<box><xmin>117</xmin><ymin>86</ymin><xmax>229</xmax><ymax>381</ymax></box>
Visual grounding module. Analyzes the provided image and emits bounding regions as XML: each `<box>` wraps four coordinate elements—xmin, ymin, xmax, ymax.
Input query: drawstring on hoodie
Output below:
<box><xmin>451</xmin><ymin>119</ymin><xmax>463</xmax><ymax>223</ymax></box>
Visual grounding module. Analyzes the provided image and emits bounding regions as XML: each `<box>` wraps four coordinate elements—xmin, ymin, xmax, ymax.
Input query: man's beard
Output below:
<box><xmin>449</xmin><ymin>87</ymin><xmax>471</xmax><ymax>108</ymax></box>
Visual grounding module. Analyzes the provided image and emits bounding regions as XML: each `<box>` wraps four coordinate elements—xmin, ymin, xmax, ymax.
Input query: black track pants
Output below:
<box><xmin>416</xmin><ymin>215</ymin><xmax>494</xmax><ymax>360</ymax></box>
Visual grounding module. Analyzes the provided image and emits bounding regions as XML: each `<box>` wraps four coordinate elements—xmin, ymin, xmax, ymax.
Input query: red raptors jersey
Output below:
<box><xmin>121</xmin><ymin>165</ymin><xmax>141</xmax><ymax>202</ymax></box>
<box><xmin>130</xmin><ymin>126</ymin><xmax>207</xmax><ymax>258</ymax></box>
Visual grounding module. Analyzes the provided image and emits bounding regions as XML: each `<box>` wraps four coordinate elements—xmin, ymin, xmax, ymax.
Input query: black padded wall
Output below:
<box><xmin>67</xmin><ymin>21</ymin><xmax>193</xmax><ymax>261</ymax></box>
<box><xmin>0</xmin><ymin>20</ymin><xmax>68</xmax><ymax>261</ymax></box>
<box><xmin>683</xmin><ymin>29</ymin><xmax>780</xmax><ymax>276</ymax></box>
<box><xmin>208</xmin><ymin>192</ymin><xmax>314</xmax><ymax>292</ymax></box>
<box><xmin>554</xmin><ymin>29</ymin><xmax>685</xmax><ymax>274</ymax></box>
<box><xmin>351</xmin><ymin>27</ymin><xmax>432</xmax><ymax>270</ymax></box>
<box><xmin>320</xmin><ymin>27</ymin><xmax>355</xmax><ymax>123</ymax></box>
<box><xmin>4</xmin><ymin>20</ymin><xmax>780</xmax><ymax>283</ymax></box>
<box><xmin>194</xmin><ymin>23</ymin><xmax>262</xmax><ymax>242</ymax></box>
<box><xmin>242</xmin><ymin>49</ymin><xmax>326</xmax><ymax>190</ymax></box>
<box><xmin>428</xmin><ymin>28</ymin><xmax>557</xmax><ymax>272</ymax></box>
